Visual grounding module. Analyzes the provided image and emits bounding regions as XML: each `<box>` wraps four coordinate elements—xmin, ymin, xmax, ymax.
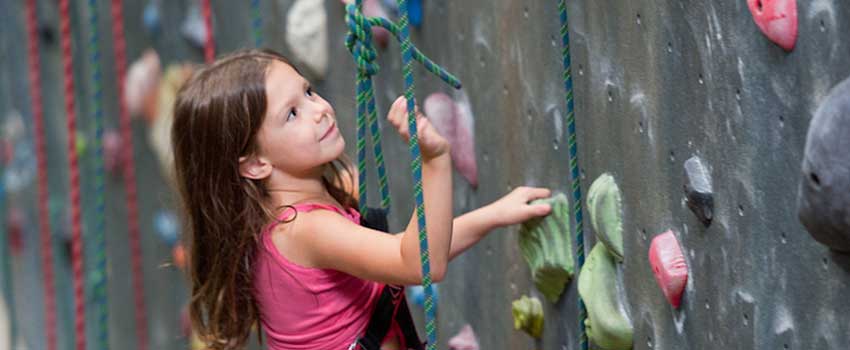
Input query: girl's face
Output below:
<box><xmin>255</xmin><ymin>61</ymin><xmax>344</xmax><ymax>176</ymax></box>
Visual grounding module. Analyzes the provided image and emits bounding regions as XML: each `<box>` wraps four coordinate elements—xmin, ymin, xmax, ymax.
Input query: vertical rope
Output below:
<box><xmin>344</xmin><ymin>3</ymin><xmax>460</xmax><ymax>348</ymax></box>
<box><xmin>58</xmin><ymin>0</ymin><xmax>88</xmax><ymax>348</ymax></box>
<box><xmin>394</xmin><ymin>0</ymin><xmax>436</xmax><ymax>348</ymax></box>
<box><xmin>85</xmin><ymin>0</ymin><xmax>109</xmax><ymax>348</ymax></box>
<box><xmin>556</xmin><ymin>1</ymin><xmax>587</xmax><ymax>349</ymax></box>
<box><xmin>250</xmin><ymin>0</ymin><xmax>262</xmax><ymax>47</ymax></box>
<box><xmin>25</xmin><ymin>1</ymin><xmax>58</xmax><ymax>349</ymax></box>
<box><xmin>200</xmin><ymin>0</ymin><xmax>215</xmax><ymax>63</ymax></box>
<box><xmin>351</xmin><ymin>0</ymin><xmax>392</xmax><ymax>218</ymax></box>
<box><xmin>108</xmin><ymin>1</ymin><xmax>149</xmax><ymax>349</ymax></box>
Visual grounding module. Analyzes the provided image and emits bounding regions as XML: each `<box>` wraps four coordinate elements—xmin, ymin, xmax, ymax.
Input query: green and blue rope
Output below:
<box><xmin>250</xmin><ymin>0</ymin><xmax>262</xmax><ymax>47</ymax></box>
<box><xmin>345</xmin><ymin>1</ymin><xmax>461</xmax><ymax>348</ymax></box>
<box><xmin>85</xmin><ymin>0</ymin><xmax>109</xmax><ymax>348</ymax></box>
<box><xmin>556</xmin><ymin>1</ymin><xmax>587</xmax><ymax>349</ymax></box>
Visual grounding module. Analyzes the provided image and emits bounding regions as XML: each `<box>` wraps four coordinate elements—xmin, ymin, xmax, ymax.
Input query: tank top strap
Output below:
<box><xmin>273</xmin><ymin>202</ymin><xmax>361</xmax><ymax>224</ymax></box>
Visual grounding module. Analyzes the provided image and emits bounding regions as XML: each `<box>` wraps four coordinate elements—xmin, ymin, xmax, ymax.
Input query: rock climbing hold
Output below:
<box><xmin>124</xmin><ymin>50</ymin><xmax>161</xmax><ymax>121</ymax></box>
<box><xmin>511</xmin><ymin>295</ymin><xmax>544</xmax><ymax>339</ymax></box>
<box><xmin>181</xmin><ymin>1</ymin><xmax>207</xmax><ymax>49</ymax></box>
<box><xmin>154</xmin><ymin>210</ymin><xmax>180</xmax><ymax>246</ymax></box>
<box><xmin>103</xmin><ymin>129</ymin><xmax>123</xmax><ymax>176</ymax></box>
<box><xmin>7</xmin><ymin>206</ymin><xmax>24</xmax><ymax>256</ymax></box>
<box><xmin>173</xmin><ymin>242</ymin><xmax>187</xmax><ymax>270</ymax></box>
<box><xmin>407</xmin><ymin>0</ymin><xmax>423</xmax><ymax>27</ymax></box>
<box><xmin>423</xmin><ymin>91</ymin><xmax>479</xmax><ymax>187</ymax></box>
<box><xmin>149</xmin><ymin>64</ymin><xmax>195</xmax><ymax>181</ymax></box>
<box><xmin>142</xmin><ymin>0</ymin><xmax>162</xmax><ymax>36</ymax></box>
<box><xmin>683</xmin><ymin>156</ymin><xmax>714</xmax><ymax>226</ymax></box>
<box><xmin>448</xmin><ymin>324</ymin><xmax>479</xmax><ymax>350</ymax></box>
<box><xmin>649</xmin><ymin>230</ymin><xmax>688</xmax><ymax>308</ymax></box>
<box><xmin>747</xmin><ymin>0</ymin><xmax>797</xmax><ymax>51</ymax></box>
<box><xmin>587</xmin><ymin>173</ymin><xmax>625</xmax><ymax>261</ymax></box>
<box><xmin>578</xmin><ymin>243</ymin><xmax>633</xmax><ymax>350</ymax></box>
<box><xmin>286</xmin><ymin>0</ymin><xmax>329</xmax><ymax>79</ymax></box>
<box><xmin>518</xmin><ymin>192</ymin><xmax>573</xmax><ymax>303</ymax></box>
<box><xmin>409</xmin><ymin>284</ymin><xmax>439</xmax><ymax>307</ymax></box>
<box><xmin>364</xmin><ymin>0</ymin><xmax>391</xmax><ymax>48</ymax></box>
<box><xmin>798</xmin><ymin>76</ymin><xmax>850</xmax><ymax>253</ymax></box>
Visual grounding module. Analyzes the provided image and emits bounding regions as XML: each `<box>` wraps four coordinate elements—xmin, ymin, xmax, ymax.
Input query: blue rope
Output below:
<box><xmin>85</xmin><ymin>0</ymin><xmax>109</xmax><ymax>348</ymax></box>
<box><xmin>345</xmin><ymin>2</ymin><xmax>461</xmax><ymax>348</ymax></box>
<box><xmin>250</xmin><ymin>0</ymin><xmax>262</xmax><ymax>47</ymax></box>
<box><xmin>556</xmin><ymin>1</ymin><xmax>587</xmax><ymax>349</ymax></box>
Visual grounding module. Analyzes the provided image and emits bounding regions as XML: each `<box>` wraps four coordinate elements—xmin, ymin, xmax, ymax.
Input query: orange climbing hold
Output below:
<box><xmin>649</xmin><ymin>230</ymin><xmax>688</xmax><ymax>308</ymax></box>
<box><xmin>747</xmin><ymin>0</ymin><xmax>797</xmax><ymax>51</ymax></box>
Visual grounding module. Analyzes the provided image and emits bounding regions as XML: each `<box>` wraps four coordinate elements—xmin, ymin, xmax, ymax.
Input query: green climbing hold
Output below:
<box><xmin>587</xmin><ymin>173</ymin><xmax>625</xmax><ymax>262</ymax></box>
<box><xmin>578</xmin><ymin>243</ymin><xmax>633</xmax><ymax>350</ymax></box>
<box><xmin>511</xmin><ymin>295</ymin><xmax>544</xmax><ymax>339</ymax></box>
<box><xmin>519</xmin><ymin>192</ymin><xmax>574</xmax><ymax>303</ymax></box>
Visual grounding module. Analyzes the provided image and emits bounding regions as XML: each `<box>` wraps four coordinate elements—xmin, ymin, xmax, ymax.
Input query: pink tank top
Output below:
<box><xmin>253</xmin><ymin>203</ymin><xmax>384</xmax><ymax>350</ymax></box>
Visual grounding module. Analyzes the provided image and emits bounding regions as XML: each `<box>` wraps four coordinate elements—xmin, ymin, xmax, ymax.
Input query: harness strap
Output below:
<box><xmin>356</xmin><ymin>208</ymin><xmax>425</xmax><ymax>350</ymax></box>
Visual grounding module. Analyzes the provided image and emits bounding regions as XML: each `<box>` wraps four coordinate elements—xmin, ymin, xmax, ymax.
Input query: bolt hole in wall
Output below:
<box><xmin>736</xmin><ymin>88</ymin><xmax>742</xmax><ymax>101</ymax></box>
<box><xmin>636</xmin><ymin>13</ymin><xmax>641</xmax><ymax>26</ymax></box>
<box><xmin>738</xmin><ymin>205</ymin><xmax>745</xmax><ymax>216</ymax></box>
<box><xmin>743</xmin><ymin>312</ymin><xmax>749</xmax><ymax>326</ymax></box>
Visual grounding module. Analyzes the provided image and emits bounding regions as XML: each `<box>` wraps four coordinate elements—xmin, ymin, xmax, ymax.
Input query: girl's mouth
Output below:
<box><xmin>320</xmin><ymin>122</ymin><xmax>337</xmax><ymax>141</ymax></box>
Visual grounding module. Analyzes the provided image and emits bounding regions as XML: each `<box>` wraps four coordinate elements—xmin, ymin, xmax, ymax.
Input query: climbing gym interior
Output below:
<box><xmin>0</xmin><ymin>0</ymin><xmax>849</xmax><ymax>349</ymax></box>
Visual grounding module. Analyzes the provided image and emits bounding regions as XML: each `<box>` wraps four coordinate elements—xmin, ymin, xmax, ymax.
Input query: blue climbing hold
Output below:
<box><xmin>143</xmin><ymin>0</ymin><xmax>161</xmax><ymax>36</ymax></box>
<box><xmin>408</xmin><ymin>0</ymin><xmax>422</xmax><ymax>27</ymax></box>
<box><xmin>409</xmin><ymin>283</ymin><xmax>439</xmax><ymax>307</ymax></box>
<box><xmin>154</xmin><ymin>210</ymin><xmax>180</xmax><ymax>246</ymax></box>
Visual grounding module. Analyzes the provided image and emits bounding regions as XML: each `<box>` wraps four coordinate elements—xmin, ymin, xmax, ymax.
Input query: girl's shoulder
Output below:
<box><xmin>264</xmin><ymin>202</ymin><xmax>361</xmax><ymax>270</ymax></box>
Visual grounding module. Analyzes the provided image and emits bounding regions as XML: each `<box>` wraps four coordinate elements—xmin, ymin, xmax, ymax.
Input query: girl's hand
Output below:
<box><xmin>387</xmin><ymin>96</ymin><xmax>449</xmax><ymax>159</ymax></box>
<box><xmin>487</xmin><ymin>187</ymin><xmax>553</xmax><ymax>227</ymax></box>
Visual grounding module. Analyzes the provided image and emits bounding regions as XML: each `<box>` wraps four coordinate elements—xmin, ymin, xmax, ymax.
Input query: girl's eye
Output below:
<box><xmin>305</xmin><ymin>87</ymin><xmax>313</xmax><ymax>97</ymax></box>
<box><xmin>287</xmin><ymin>109</ymin><xmax>297</xmax><ymax>121</ymax></box>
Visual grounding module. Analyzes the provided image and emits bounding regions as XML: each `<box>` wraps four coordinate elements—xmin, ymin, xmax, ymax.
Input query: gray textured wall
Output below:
<box><xmin>1</xmin><ymin>0</ymin><xmax>849</xmax><ymax>350</ymax></box>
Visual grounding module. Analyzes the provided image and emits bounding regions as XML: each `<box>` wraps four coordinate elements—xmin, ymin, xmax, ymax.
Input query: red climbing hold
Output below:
<box><xmin>649</xmin><ymin>230</ymin><xmax>688</xmax><ymax>308</ymax></box>
<box><xmin>747</xmin><ymin>0</ymin><xmax>797</xmax><ymax>51</ymax></box>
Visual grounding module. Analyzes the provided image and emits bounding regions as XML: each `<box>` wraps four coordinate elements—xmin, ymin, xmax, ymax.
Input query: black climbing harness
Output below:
<box><xmin>352</xmin><ymin>208</ymin><xmax>426</xmax><ymax>350</ymax></box>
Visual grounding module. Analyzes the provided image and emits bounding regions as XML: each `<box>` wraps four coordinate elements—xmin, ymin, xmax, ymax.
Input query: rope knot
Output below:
<box><xmin>345</xmin><ymin>3</ymin><xmax>380</xmax><ymax>76</ymax></box>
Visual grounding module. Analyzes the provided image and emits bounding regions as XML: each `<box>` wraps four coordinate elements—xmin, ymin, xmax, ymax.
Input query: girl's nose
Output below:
<box><xmin>311</xmin><ymin>100</ymin><xmax>333</xmax><ymax>122</ymax></box>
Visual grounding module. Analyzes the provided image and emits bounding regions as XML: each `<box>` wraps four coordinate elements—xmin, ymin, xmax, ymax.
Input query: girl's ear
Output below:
<box><xmin>239</xmin><ymin>154</ymin><xmax>273</xmax><ymax>180</ymax></box>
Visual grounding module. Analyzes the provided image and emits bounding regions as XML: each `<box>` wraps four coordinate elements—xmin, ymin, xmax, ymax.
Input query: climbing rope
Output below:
<box><xmin>58</xmin><ymin>0</ymin><xmax>88</xmax><ymax>348</ymax></box>
<box><xmin>556</xmin><ymin>1</ymin><xmax>588</xmax><ymax>349</ymax></box>
<box><xmin>250</xmin><ymin>0</ymin><xmax>262</xmax><ymax>47</ymax></box>
<box><xmin>109</xmin><ymin>1</ymin><xmax>149</xmax><ymax>349</ymax></box>
<box><xmin>345</xmin><ymin>1</ymin><xmax>461</xmax><ymax>348</ymax></box>
<box><xmin>345</xmin><ymin>1</ymin><xmax>461</xmax><ymax>218</ymax></box>
<box><xmin>85</xmin><ymin>0</ymin><xmax>109</xmax><ymax>348</ymax></box>
<box><xmin>200</xmin><ymin>0</ymin><xmax>215</xmax><ymax>63</ymax></box>
<box><xmin>24</xmin><ymin>1</ymin><xmax>58</xmax><ymax>349</ymax></box>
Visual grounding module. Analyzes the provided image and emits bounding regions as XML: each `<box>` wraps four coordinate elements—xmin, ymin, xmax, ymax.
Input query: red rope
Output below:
<box><xmin>200</xmin><ymin>0</ymin><xmax>215</xmax><ymax>63</ymax></box>
<box><xmin>109</xmin><ymin>1</ymin><xmax>149</xmax><ymax>349</ymax></box>
<box><xmin>58</xmin><ymin>0</ymin><xmax>86</xmax><ymax>349</ymax></box>
<box><xmin>24</xmin><ymin>1</ymin><xmax>57</xmax><ymax>349</ymax></box>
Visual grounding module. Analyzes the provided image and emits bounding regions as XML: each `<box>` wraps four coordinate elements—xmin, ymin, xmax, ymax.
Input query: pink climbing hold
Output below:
<box><xmin>125</xmin><ymin>49</ymin><xmax>162</xmax><ymax>122</ymax></box>
<box><xmin>103</xmin><ymin>129</ymin><xmax>124</xmax><ymax>175</ymax></box>
<box><xmin>341</xmin><ymin>0</ymin><xmax>390</xmax><ymax>48</ymax></box>
<box><xmin>7</xmin><ymin>206</ymin><xmax>24</xmax><ymax>256</ymax></box>
<box><xmin>424</xmin><ymin>92</ymin><xmax>479</xmax><ymax>187</ymax></box>
<box><xmin>448</xmin><ymin>324</ymin><xmax>479</xmax><ymax>350</ymax></box>
<box><xmin>649</xmin><ymin>230</ymin><xmax>688</xmax><ymax>308</ymax></box>
<box><xmin>747</xmin><ymin>0</ymin><xmax>797</xmax><ymax>51</ymax></box>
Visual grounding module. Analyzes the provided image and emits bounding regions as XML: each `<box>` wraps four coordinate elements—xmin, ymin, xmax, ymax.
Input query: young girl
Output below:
<box><xmin>172</xmin><ymin>49</ymin><xmax>553</xmax><ymax>350</ymax></box>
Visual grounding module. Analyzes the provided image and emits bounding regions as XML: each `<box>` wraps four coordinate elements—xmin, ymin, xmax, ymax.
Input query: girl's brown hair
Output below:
<box><xmin>172</xmin><ymin>49</ymin><xmax>355</xmax><ymax>349</ymax></box>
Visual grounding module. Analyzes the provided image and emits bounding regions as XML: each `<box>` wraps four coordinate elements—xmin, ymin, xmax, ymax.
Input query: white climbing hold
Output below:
<box><xmin>124</xmin><ymin>49</ymin><xmax>161</xmax><ymax>120</ymax></box>
<box><xmin>286</xmin><ymin>0</ymin><xmax>329</xmax><ymax>79</ymax></box>
<box><xmin>181</xmin><ymin>0</ymin><xmax>207</xmax><ymax>49</ymax></box>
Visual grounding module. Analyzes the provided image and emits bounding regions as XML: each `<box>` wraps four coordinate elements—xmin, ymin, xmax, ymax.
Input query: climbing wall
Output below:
<box><xmin>1</xmin><ymin>0</ymin><xmax>849</xmax><ymax>350</ymax></box>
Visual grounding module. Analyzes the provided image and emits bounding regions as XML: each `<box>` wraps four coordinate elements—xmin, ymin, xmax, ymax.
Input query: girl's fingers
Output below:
<box><xmin>522</xmin><ymin>187</ymin><xmax>552</xmax><ymax>201</ymax></box>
